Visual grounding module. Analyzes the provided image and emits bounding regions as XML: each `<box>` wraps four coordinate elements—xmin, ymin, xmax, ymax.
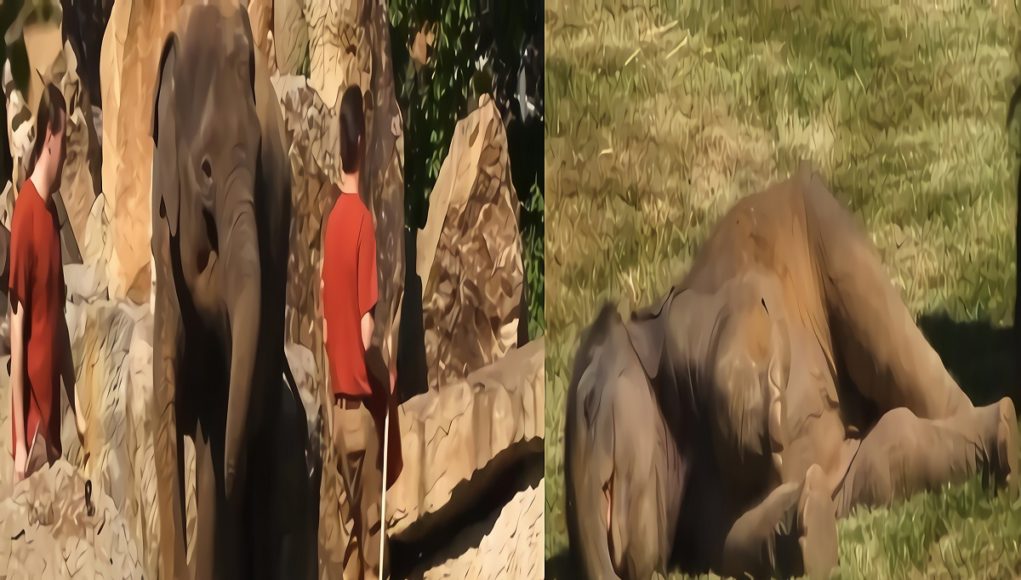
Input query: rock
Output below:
<box><xmin>81</xmin><ymin>193</ymin><xmax>110</xmax><ymax>295</ymax></box>
<box><xmin>3</xmin><ymin>47</ymin><xmax>35</xmax><ymax>188</ymax></box>
<box><xmin>0</xmin><ymin>459</ymin><xmax>144</xmax><ymax>578</ymax></box>
<box><xmin>59</xmin><ymin>104</ymin><xmax>101</xmax><ymax>246</ymax></box>
<box><xmin>1</xmin><ymin>180</ymin><xmax>15</xmax><ymax>230</ymax></box>
<box><xmin>247</xmin><ymin>0</ymin><xmax>276</xmax><ymax>73</ymax></box>
<box><xmin>417</xmin><ymin>478</ymin><xmax>544</xmax><ymax>579</ymax></box>
<box><xmin>62</xmin><ymin>299</ymin><xmax>162</xmax><ymax>576</ymax></box>
<box><xmin>21</xmin><ymin>21</ymin><xmax>63</xmax><ymax>119</ymax></box>
<box><xmin>0</xmin><ymin>356</ymin><xmax>11</xmax><ymax>485</ymax></box>
<box><xmin>99</xmin><ymin>0</ymin><xmax>184</xmax><ymax>302</ymax></box>
<box><xmin>418</xmin><ymin>95</ymin><xmax>524</xmax><ymax>391</ymax></box>
<box><xmin>303</xmin><ymin>0</ymin><xmax>369</xmax><ymax>110</ymax></box>
<box><xmin>68</xmin><ymin>301</ymin><xmax>135</xmax><ymax>512</ymax></box>
<box><xmin>61</xmin><ymin>0</ymin><xmax>114</xmax><ymax>109</ymax></box>
<box><xmin>52</xmin><ymin>39</ymin><xmax>103</xmax><ymax>252</ymax></box>
<box><xmin>274</xmin><ymin>75</ymin><xmax>333</xmax><ymax>373</ymax></box>
<box><xmin>274</xmin><ymin>0</ymin><xmax>307</xmax><ymax>74</ymax></box>
<box><xmin>53</xmin><ymin>192</ymin><xmax>84</xmax><ymax>265</ymax></box>
<box><xmin>64</xmin><ymin>263</ymin><xmax>107</xmax><ymax>303</ymax></box>
<box><xmin>361</xmin><ymin>0</ymin><xmax>405</xmax><ymax>372</ymax></box>
<box><xmin>386</xmin><ymin>338</ymin><xmax>544</xmax><ymax>542</ymax></box>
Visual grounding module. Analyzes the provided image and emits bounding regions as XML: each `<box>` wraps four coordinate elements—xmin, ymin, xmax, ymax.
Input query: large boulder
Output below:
<box><xmin>387</xmin><ymin>338</ymin><xmax>544</xmax><ymax>542</ymax></box>
<box><xmin>50</xmin><ymin>39</ymin><xmax>103</xmax><ymax>252</ymax></box>
<box><xmin>303</xmin><ymin>0</ymin><xmax>369</xmax><ymax>110</ymax></box>
<box><xmin>415</xmin><ymin>477</ymin><xmax>544</xmax><ymax>579</ymax></box>
<box><xmin>361</xmin><ymin>0</ymin><xmax>404</xmax><ymax>372</ymax></box>
<box><xmin>62</xmin><ymin>300</ymin><xmax>162</xmax><ymax>576</ymax></box>
<box><xmin>247</xmin><ymin>0</ymin><xmax>276</xmax><ymax>73</ymax></box>
<box><xmin>99</xmin><ymin>0</ymin><xmax>184</xmax><ymax>302</ymax></box>
<box><xmin>78</xmin><ymin>192</ymin><xmax>110</xmax><ymax>297</ymax></box>
<box><xmin>274</xmin><ymin>75</ymin><xmax>334</xmax><ymax>370</ymax></box>
<box><xmin>3</xmin><ymin>59</ymin><xmax>33</xmax><ymax>189</ymax></box>
<box><xmin>274</xmin><ymin>0</ymin><xmax>307</xmax><ymax>75</ymax></box>
<box><xmin>418</xmin><ymin>95</ymin><xmax>524</xmax><ymax>392</ymax></box>
<box><xmin>0</xmin><ymin>355</ymin><xmax>10</xmax><ymax>483</ymax></box>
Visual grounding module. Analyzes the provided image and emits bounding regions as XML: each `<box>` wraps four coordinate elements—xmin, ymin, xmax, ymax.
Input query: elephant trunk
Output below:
<box><xmin>221</xmin><ymin>192</ymin><xmax>261</xmax><ymax>501</ymax></box>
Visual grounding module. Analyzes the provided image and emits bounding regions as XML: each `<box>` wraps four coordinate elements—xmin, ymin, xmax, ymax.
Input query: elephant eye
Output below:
<box><xmin>201</xmin><ymin>158</ymin><xmax>212</xmax><ymax>179</ymax></box>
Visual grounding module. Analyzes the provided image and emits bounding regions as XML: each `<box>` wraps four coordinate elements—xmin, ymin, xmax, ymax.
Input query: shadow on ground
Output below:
<box><xmin>918</xmin><ymin>314</ymin><xmax>1017</xmax><ymax>407</ymax></box>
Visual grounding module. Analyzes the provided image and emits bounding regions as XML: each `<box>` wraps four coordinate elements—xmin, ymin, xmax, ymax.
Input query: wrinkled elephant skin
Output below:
<box><xmin>565</xmin><ymin>166</ymin><xmax>1020</xmax><ymax>579</ymax></box>
<box><xmin>149</xmin><ymin>3</ymin><xmax>316</xmax><ymax>578</ymax></box>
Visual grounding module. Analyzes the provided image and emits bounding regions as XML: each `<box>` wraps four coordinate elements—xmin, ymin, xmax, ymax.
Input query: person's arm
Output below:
<box><xmin>358</xmin><ymin>212</ymin><xmax>385</xmax><ymax>389</ymax></box>
<box><xmin>10</xmin><ymin>298</ymin><xmax>27</xmax><ymax>480</ymax></box>
<box><xmin>8</xmin><ymin>208</ymin><xmax>32</xmax><ymax>481</ymax></box>
<box><xmin>360</xmin><ymin>310</ymin><xmax>374</xmax><ymax>353</ymax></box>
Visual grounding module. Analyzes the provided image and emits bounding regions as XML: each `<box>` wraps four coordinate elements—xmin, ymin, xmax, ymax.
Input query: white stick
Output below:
<box><xmin>379</xmin><ymin>404</ymin><xmax>390</xmax><ymax>579</ymax></box>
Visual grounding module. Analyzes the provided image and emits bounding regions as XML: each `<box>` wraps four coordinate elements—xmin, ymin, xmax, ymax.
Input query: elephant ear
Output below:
<box><xmin>151</xmin><ymin>34</ymin><xmax>180</xmax><ymax>237</ymax></box>
<box><xmin>624</xmin><ymin>288</ymin><xmax>677</xmax><ymax>381</ymax></box>
<box><xmin>235</xmin><ymin>2</ymin><xmax>257</xmax><ymax>102</ymax></box>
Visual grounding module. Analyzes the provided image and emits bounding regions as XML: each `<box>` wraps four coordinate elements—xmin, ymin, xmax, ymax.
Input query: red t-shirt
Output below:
<box><xmin>9</xmin><ymin>179</ymin><xmax>64</xmax><ymax>456</ymax></box>
<box><xmin>322</xmin><ymin>188</ymin><xmax>379</xmax><ymax>398</ymax></box>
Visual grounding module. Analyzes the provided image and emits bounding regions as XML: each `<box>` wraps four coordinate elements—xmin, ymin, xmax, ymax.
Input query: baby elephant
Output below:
<box><xmin>565</xmin><ymin>166</ymin><xmax>1019</xmax><ymax>579</ymax></box>
<box><xmin>150</xmin><ymin>2</ymin><xmax>316</xmax><ymax>578</ymax></box>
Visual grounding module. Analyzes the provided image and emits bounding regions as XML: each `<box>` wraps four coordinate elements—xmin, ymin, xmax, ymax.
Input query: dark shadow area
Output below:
<box><xmin>1007</xmin><ymin>81</ymin><xmax>1021</xmax><ymax>404</ymax></box>
<box><xmin>396</xmin><ymin>227</ymin><xmax>428</xmax><ymax>404</ymax></box>
<box><xmin>918</xmin><ymin>314</ymin><xmax>1016</xmax><ymax>407</ymax></box>
<box><xmin>544</xmin><ymin>550</ymin><xmax>576</xmax><ymax>580</ymax></box>
<box><xmin>389</xmin><ymin>440</ymin><xmax>543</xmax><ymax>578</ymax></box>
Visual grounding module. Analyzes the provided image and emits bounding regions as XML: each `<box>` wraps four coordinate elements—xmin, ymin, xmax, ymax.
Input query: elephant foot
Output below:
<box><xmin>797</xmin><ymin>465</ymin><xmax>838</xmax><ymax>580</ymax></box>
<box><xmin>995</xmin><ymin>397</ymin><xmax>1019</xmax><ymax>495</ymax></box>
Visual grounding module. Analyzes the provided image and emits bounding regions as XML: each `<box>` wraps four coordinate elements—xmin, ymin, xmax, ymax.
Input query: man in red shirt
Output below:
<box><xmin>321</xmin><ymin>85</ymin><xmax>400</xmax><ymax>579</ymax></box>
<box><xmin>9</xmin><ymin>82</ymin><xmax>82</xmax><ymax>481</ymax></box>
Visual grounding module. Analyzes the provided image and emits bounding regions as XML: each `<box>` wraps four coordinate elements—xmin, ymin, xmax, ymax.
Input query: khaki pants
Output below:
<box><xmin>333</xmin><ymin>397</ymin><xmax>387</xmax><ymax>580</ymax></box>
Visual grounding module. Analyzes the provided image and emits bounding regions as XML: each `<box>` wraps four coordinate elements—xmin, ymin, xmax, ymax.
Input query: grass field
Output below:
<box><xmin>545</xmin><ymin>0</ymin><xmax>1021</xmax><ymax>577</ymax></box>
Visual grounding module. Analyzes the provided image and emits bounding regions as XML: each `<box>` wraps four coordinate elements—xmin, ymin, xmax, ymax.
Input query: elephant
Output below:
<box><xmin>564</xmin><ymin>164</ymin><xmax>1020</xmax><ymax>579</ymax></box>
<box><xmin>149</xmin><ymin>3</ymin><xmax>317</xmax><ymax>578</ymax></box>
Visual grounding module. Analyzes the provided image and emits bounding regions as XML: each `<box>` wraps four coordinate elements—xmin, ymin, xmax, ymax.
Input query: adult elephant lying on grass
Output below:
<box><xmin>564</xmin><ymin>165</ymin><xmax>1019</xmax><ymax>579</ymax></box>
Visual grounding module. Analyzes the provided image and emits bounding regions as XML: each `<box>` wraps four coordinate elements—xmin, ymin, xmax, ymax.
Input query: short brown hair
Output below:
<box><xmin>339</xmin><ymin>85</ymin><xmax>364</xmax><ymax>174</ymax></box>
<box><xmin>28</xmin><ymin>82</ymin><xmax>67</xmax><ymax>176</ymax></box>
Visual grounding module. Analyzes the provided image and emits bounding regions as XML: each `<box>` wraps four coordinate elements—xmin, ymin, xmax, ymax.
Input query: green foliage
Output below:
<box><xmin>388</xmin><ymin>0</ymin><xmax>478</xmax><ymax>231</ymax></box>
<box><xmin>388</xmin><ymin>0</ymin><xmax>545</xmax><ymax>338</ymax></box>
<box><xmin>524</xmin><ymin>178</ymin><xmax>545</xmax><ymax>337</ymax></box>
<box><xmin>546</xmin><ymin>0</ymin><xmax>1021</xmax><ymax>576</ymax></box>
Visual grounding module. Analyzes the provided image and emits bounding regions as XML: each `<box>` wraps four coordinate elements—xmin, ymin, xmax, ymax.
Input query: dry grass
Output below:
<box><xmin>545</xmin><ymin>0</ymin><xmax>1021</xmax><ymax>577</ymax></box>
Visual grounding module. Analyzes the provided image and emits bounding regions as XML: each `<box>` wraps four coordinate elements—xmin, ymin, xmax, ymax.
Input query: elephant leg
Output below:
<box><xmin>190</xmin><ymin>421</ymin><xmax>216</xmax><ymax>580</ymax></box>
<box><xmin>834</xmin><ymin>398</ymin><xmax>1019</xmax><ymax>516</ymax></box>
<box><xmin>720</xmin><ymin>464</ymin><xmax>837</xmax><ymax>580</ymax></box>
<box><xmin>801</xmin><ymin>173</ymin><xmax>972</xmax><ymax>419</ymax></box>
<box><xmin>257</xmin><ymin>373</ymin><xmax>314</xmax><ymax>580</ymax></box>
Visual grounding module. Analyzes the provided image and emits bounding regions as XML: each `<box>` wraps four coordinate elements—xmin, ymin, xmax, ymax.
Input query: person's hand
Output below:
<box><xmin>13</xmin><ymin>440</ymin><xmax>27</xmax><ymax>482</ymax></box>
